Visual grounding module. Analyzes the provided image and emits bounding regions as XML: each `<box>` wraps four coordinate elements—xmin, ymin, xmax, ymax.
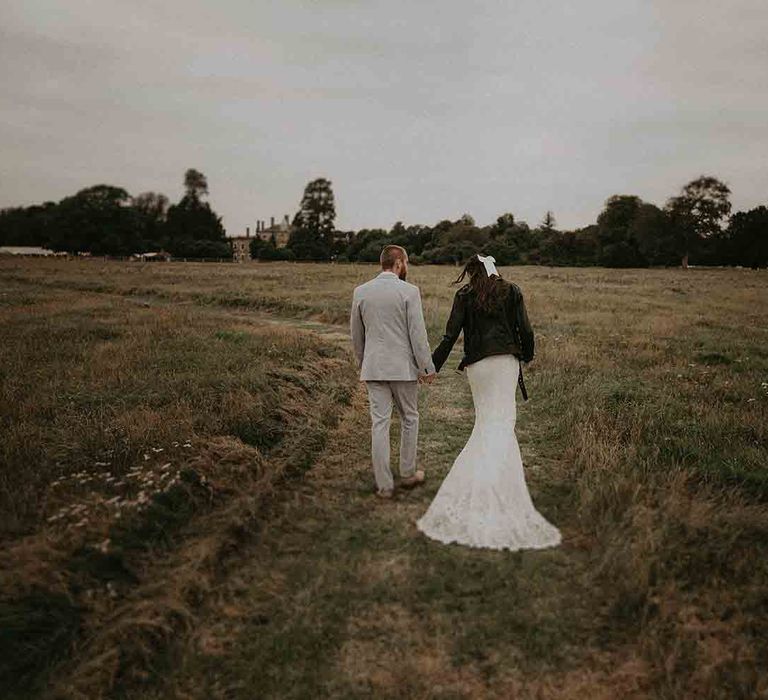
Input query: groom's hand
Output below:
<box><xmin>419</xmin><ymin>373</ymin><xmax>437</xmax><ymax>385</ymax></box>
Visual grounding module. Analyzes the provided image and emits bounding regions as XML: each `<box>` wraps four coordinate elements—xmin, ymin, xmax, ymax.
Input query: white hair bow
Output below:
<box><xmin>477</xmin><ymin>254</ymin><xmax>499</xmax><ymax>277</ymax></box>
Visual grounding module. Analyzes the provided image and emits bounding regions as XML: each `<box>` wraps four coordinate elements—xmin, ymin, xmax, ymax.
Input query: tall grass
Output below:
<box><xmin>0</xmin><ymin>275</ymin><xmax>355</xmax><ymax>698</ymax></box>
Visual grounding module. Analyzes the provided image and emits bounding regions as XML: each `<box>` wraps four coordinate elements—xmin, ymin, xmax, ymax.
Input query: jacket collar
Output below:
<box><xmin>377</xmin><ymin>271</ymin><xmax>398</xmax><ymax>279</ymax></box>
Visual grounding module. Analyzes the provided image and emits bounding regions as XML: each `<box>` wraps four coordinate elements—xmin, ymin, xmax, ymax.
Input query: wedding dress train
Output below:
<box><xmin>416</xmin><ymin>354</ymin><xmax>561</xmax><ymax>551</ymax></box>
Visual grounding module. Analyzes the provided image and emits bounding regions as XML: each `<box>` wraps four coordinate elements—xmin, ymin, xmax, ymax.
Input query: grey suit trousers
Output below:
<box><xmin>365</xmin><ymin>380</ymin><xmax>419</xmax><ymax>491</ymax></box>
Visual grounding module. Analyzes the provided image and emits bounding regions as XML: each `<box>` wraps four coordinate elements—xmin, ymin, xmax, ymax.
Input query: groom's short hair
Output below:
<box><xmin>380</xmin><ymin>245</ymin><xmax>407</xmax><ymax>269</ymax></box>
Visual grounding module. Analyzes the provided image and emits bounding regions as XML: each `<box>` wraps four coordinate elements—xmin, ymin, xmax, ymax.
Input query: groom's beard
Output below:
<box><xmin>398</xmin><ymin>269</ymin><xmax>407</xmax><ymax>281</ymax></box>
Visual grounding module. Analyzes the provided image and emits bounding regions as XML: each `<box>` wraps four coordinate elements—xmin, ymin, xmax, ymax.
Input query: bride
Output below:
<box><xmin>416</xmin><ymin>254</ymin><xmax>561</xmax><ymax>551</ymax></box>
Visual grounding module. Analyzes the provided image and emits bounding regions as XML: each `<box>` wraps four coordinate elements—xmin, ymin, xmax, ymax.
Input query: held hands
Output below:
<box><xmin>419</xmin><ymin>372</ymin><xmax>437</xmax><ymax>385</ymax></box>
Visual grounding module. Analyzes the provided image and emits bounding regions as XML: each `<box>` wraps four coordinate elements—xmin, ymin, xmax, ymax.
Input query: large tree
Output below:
<box><xmin>183</xmin><ymin>168</ymin><xmax>208</xmax><ymax>199</ymax></box>
<box><xmin>420</xmin><ymin>214</ymin><xmax>490</xmax><ymax>264</ymax></box>
<box><xmin>490</xmin><ymin>213</ymin><xmax>534</xmax><ymax>261</ymax></box>
<box><xmin>52</xmin><ymin>185</ymin><xmax>139</xmax><ymax>255</ymax></box>
<box><xmin>631</xmin><ymin>202</ymin><xmax>676</xmax><ymax>266</ymax></box>
<box><xmin>133</xmin><ymin>192</ymin><xmax>169</xmax><ymax>251</ymax></box>
<box><xmin>490</xmin><ymin>213</ymin><xmax>515</xmax><ymax>237</ymax></box>
<box><xmin>0</xmin><ymin>202</ymin><xmax>57</xmax><ymax>247</ymax></box>
<box><xmin>727</xmin><ymin>206</ymin><xmax>768</xmax><ymax>269</ymax></box>
<box><xmin>595</xmin><ymin>195</ymin><xmax>647</xmax><ymax>267</ymax></box>
<box><xmin>164</xmin><ymin>169</ymin><xmax>227</xmax><ymax>258</ymax></box>
<box><xmin>541</xmin><ymin>210</ymin><xmax>557</xmax><ymax>232</ymax></box>
<box><xmin>288</xmin><ymin>178</ymin><xmax>337</xmax><ymax>260</ymax></box>
<box><xmin>398</xmin><ymin>223</ymin><xmax>432</xmax><ymax>257</ymax></box>
<box><xmin>665</xmin><ymin>175</ymin><xmax>731</xmax><ymax>268</ymax></box>
<box><xmin>345</xmin><ymin>228</ymin><xmax>389</xmax><ymax>262</ymax></box>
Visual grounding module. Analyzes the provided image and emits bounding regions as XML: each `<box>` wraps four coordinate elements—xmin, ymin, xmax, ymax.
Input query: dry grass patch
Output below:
<box><xmin>335</xmin><ymin>603</ymin><xmax>488</xmax><ymax>699</ymax></box>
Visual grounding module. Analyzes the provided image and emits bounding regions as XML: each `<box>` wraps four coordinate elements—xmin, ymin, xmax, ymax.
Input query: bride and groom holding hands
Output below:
<box><xmin>350</xmin><ymin>245</ymin><xmax>561</xmax><ymax>552</ymax></box>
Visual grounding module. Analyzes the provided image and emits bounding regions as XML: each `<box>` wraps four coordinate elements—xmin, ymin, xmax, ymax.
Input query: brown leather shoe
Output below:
<box><xmin>375</xmin><ymin>488</ymin><xmax>394</xmax><ymax>499</ymax></box>
<box><xmin>399</xmin><ymin>470</ymin><xmax>425</xmax><ymax>489</ymax></box>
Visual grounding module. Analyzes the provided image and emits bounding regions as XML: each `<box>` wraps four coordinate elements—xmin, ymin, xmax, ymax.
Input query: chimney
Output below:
<box><xmin>270</xmin><ymin>216</ymin><xmax>275</xmax><ymax>228</ymax></box>
<box><xmin>246</xmin><ymin>226</ymin><xmax>250</xmax><ymax>239</ymax></box>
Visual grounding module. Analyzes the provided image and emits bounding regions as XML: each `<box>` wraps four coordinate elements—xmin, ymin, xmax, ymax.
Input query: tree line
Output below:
<box><xmin>0</xmin><ymin>169</ymin><xmax>230</xmax><ymax>259</ymax></box>
<box><xmin>2</xmin><ymin>172</ymin><xmax>766</xmax><ymax>268</ymax></box>
<box><xmin>258</xmin><ymin>175</ymin><xmax>767</xmax><ymax>269</ymax></box>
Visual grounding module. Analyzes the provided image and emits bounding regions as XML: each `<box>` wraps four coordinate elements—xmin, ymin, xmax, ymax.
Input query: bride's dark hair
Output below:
<box><xmin>453</xmin><ymin>254</ymin><xmax>508</xmax><ymax>312</ymax></box>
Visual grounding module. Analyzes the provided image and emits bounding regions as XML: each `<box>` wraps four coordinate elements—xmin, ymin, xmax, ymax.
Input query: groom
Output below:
<box><xmin>350</xmin><ymin>245</ymin><xmax>436</xmax><ymax>498</ymax></box>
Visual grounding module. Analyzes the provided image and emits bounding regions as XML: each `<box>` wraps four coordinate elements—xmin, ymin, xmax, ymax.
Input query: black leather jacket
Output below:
<box><xmin>432</xmin><ymin>281</ymin><xmax>535</xmax><ymax>374</ymax></box>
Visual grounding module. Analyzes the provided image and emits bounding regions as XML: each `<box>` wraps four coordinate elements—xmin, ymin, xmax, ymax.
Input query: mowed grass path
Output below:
<box><xmin>3</xmin><ymin>259</ymin><xmax>768</xmax><ymax>698</ymax></box>
<box><xmin>133</xmin><ymin>365</ymin><xmax>605</xmax><ymax>700</ymax></box>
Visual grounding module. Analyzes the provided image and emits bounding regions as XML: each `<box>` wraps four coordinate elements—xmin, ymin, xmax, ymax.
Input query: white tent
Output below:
<box><xmin>0</xmin><ymin>246</ymin><xmax>58</xmax><ymax>256</ymax></box>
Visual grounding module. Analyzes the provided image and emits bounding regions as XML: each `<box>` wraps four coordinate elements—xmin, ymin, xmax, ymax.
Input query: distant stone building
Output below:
<box><xmin>229</xmin><ymin>215</ymin><xmax>293</xmax><ymax>262</ymax></box>
<box><xmin>255</xmin><ymin>215</ymin><xmax>292</xmax><ymax>248</ymax></box>
<box><xmin>229</xmin><ymin>230</ymin><xmax>252</xmax><ymax>263</ymax></box>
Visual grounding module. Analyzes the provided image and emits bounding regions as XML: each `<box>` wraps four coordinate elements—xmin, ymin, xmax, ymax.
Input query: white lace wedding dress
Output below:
<box><xmin>416</xmin><ymin>354</ymin><xmax>561</xmax><ymax>551</ymax></box>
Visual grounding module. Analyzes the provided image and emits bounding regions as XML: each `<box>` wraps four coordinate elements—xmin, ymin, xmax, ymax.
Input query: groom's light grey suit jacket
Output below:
<box><xmin>350</xmin><ymin>271</ymin><xmax>436</xmax><ymax>381</ymax></box>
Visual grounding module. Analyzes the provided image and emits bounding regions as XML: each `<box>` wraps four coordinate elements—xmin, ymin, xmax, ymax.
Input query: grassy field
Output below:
<box><xmin>1</xmin><ymin>258</ymin><xmax>767</xmax><ymax>699</ymax></box>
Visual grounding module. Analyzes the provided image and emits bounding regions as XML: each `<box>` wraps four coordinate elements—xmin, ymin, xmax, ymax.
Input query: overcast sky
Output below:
<box><xmin>2</xmin><ymin>0</ymin><xmax>766</xmax><ymax>234</ymax></box>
